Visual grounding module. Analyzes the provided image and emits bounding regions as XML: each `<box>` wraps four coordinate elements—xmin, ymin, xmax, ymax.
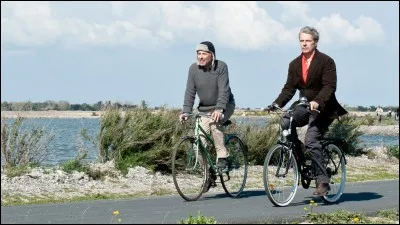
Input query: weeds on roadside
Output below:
<box><xmin>178</xmin><ymin>211</ymin><xmax>217</xmax><ymax>224</ymax></box>
<box><xmin>303</xmin><ymin>199</ymin><xmax>318</xmax><ymax>219</ymax></box>
<box><xmin>303</xmin><ymin>203</ymin><xmax>373</xmax><ymax>224</ymax></box>
<box><xmin>377</xmin><ymin>209</ymin><xmax>399</xmax><ymax>221</ymax></box>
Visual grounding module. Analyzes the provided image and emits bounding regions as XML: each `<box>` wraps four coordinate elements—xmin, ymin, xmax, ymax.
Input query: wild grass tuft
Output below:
<box><xmin>1</xmin><ymin>116</ymin><xmax>55</xmax><ymax>167</ymax></box>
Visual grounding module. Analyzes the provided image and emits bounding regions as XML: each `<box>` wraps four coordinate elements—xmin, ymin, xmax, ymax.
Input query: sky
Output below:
<box><xmin>1</xmin><ymin>1</ymin><xmax>399</xmax><ymax>109</ymax></box>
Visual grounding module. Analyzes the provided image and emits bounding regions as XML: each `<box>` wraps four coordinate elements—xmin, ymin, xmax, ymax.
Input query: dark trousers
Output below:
<box><xmin>280</xmin><ymin>108</ymin><xmax>333</xmax><ymax>184</ymax></box>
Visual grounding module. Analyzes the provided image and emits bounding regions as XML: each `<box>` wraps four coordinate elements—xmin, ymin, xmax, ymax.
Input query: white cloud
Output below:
<box><xmin>0</xmin><ymin>1</ymin><xmax>387</xmax><ymax>51</ymax></box>
<box><xmin>278</xmin><ymin>1</ymin><xmax>313</xmax><ymax>24</ymax></box>
<box><xmin>316</xmin><ymin>14</ymin><xmax>385</xmax><ymax>46</ymax></box>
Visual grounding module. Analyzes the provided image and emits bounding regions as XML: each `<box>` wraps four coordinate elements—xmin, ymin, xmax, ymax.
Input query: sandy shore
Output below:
<box><xmin>0</xmin><ymin>110</ymin><xmax>390</xmax><ymax>118</ymax></box>
<box><xmin>1</xmin><ymin>110</ymin><xmax>103</xmax><ymax>118</ymax></box>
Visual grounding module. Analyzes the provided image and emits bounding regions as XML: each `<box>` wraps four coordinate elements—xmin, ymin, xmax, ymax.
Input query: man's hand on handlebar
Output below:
<box><xmin>179</xmin><ymin>113</ymin><xmax>189</xmax><ymax>124</ymax></box>
<box><xmin>211</xmin><ymin>109</ymin><xmax>223</xmax><ymax>123</ymax></box>
<box><xmin>309</xmin><ymin>101</ymin><xmax>319</xmax><ymax>111</ymax></box>
<box><xmin>264</xmin><ymin>103</ymin><xmax>279</xmax><ymax>112</ymax></box>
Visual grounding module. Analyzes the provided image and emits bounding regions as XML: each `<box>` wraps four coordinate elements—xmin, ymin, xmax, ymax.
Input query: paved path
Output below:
<box><xmin>1</xmin><ymin>180</ymin><xmax>398</xmax><ymax>224</ymax></box>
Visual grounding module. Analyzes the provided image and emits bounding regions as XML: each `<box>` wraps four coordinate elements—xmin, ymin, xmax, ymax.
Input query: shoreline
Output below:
<box><xmin>1</xmin><ymin>111</ymin><xmax>399</xmax><ymax>136</ymax></box>
<box><xmin>0</xmin><ymin>110</ymin><xmax>395</xmax><ymax>118</ymax></box>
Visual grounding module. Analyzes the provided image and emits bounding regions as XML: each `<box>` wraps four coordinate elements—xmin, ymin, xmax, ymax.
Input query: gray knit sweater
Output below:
<box><xmin>182</xmin><ymin>60</ymin><xmax>235</xmax><ymax>113</ymax></box>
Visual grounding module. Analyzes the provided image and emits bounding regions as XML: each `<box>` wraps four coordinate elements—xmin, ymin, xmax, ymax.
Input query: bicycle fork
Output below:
<box><xmin>275</xmin><ymin>145</ymin><xmax>293</xmax><ymax>178</ymax></box>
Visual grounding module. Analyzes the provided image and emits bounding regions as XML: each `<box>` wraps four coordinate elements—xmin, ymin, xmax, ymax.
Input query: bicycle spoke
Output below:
<box><xmin>220</xmin><ymin>136</ymin><xmax>248</xmax><ymax>198</ymax></box>
<box><xmin>321</xmin><ymin>143</ymin><xmax>346</xmax><ymax>203</ymax></box>
<box><xmin>172</xmin><ymin>138</ymin><xmax>208</xmax><ymax>201</ymax></box>
<box><xmin>263</xmin><ymin>145</ymin><xmax>299</xmax><ymax>207</ymax></box>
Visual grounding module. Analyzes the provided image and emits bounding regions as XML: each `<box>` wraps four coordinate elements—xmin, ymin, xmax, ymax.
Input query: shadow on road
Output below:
<box><xmin>335</xmin><ymin>192</ymin><xmax>383</xmax><ymax>203</ymax></box>
<box><xmin>292</xmin><ymin>192</ymin><xmax>384</xmax><ymax>206</ymax></box>
<box><xmin>202</xmin><ymin>190</ymin><xmax>266</xmax><ymax>200</ymax></box>
<box><xmin>201</xmin><ymin>191</ymin><xmax>383</xmax><ymax>207</ymax></box>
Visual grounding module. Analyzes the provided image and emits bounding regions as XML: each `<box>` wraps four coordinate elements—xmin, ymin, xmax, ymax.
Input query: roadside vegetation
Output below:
<box><xmin>177</xmin><ymin>207</ymin><xmax>399</xmax><ymax>224</ymax></box>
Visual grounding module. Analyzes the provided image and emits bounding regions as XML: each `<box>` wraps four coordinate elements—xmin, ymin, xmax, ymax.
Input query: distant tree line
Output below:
<box><xmin>342</xmin><ymin>104</ymin><xmax>398</xmax><ymax>112</ymax></box>
<box><xmin>1</xmin><ymin>101</ymin><xmax>141</xmax><ymax>111</ymax></box>
<box><xmin>1</xmin><ymin>101</ymin><xmax>398</xmax><ymax>112</ymax></box>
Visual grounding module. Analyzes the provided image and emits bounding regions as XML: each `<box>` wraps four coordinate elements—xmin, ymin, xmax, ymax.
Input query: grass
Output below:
<box><xmin>298</xmin><ymin>208</ymin><xmax>399</xmax><ymax>224</ymax></box>
<box><xmin>1</xmin><ymin>192</ymin><xmax>149</xmax><ymax>207</ymax></box>
<box><xmin>177</xmin><ymin>208</ymin><xmax>399</xmax><ymax>224</ymax></box>
<box><xmin>346</xmin><ymin>165</ymin><xmax>399</xmax><ymax>182</ymax></box>
<box><xmin>178</xmin><ymin>211</ymin><xmax>217</xmax><ymax>224</ymax></box>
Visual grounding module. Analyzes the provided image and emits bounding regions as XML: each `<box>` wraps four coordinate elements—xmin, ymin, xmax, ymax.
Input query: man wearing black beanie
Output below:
<box><xmin>180</xmin><ymin>41</ymin><xmax>236</xmax><ymax>192</ymax></box>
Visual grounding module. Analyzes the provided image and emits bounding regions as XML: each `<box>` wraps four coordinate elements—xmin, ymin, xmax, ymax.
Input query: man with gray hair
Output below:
<box><xmin>179</xmin><ymin>41</ymin><xmax>236</xmax><ymax>192</ymax></box>
<box><xmin>266</xmin><ymin>26</ymin><xmax>348</xmax><ymax>196</ymax></box>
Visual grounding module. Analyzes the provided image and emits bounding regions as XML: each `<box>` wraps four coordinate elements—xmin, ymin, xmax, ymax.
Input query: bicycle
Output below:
<box><xmin>262</xmin><ymin>98</ymin><xmax>347</xmax><ymax>207</ymax></box>
<box><xmin>172</xmin><ymin>112</ymin><xmax>248</xmax><ymax>201</ymax></box>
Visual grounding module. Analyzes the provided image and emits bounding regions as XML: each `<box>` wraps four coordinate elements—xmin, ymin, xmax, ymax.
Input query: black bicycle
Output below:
<box><xmin>263</xmin><ymin>98</ymin><xmax>347</xmax><ymax>207</ymax></box>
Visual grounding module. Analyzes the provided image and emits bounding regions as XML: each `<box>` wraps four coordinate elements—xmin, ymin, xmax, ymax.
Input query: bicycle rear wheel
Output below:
<box><xmin>263</xmin><ymin>144</ymin><xmax>299</xmax><ymax>207</ymax></box>
<box><xmin>219</xmin><ymin>135</ymin><xmax>248</xmax><ymax>198</ymax></box>
<box><xmin>172</xmin><ymin>137</ymin><xmax>208</xmax><ymax>201</ymax></box>
<box><xmin>321</xmin><ymin>143</ymin><xmax>346</xmax><ymax>203</ymax></box>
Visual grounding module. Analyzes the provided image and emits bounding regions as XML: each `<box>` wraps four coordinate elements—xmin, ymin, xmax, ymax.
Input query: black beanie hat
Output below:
<box><xmin>196</xmin><ymin>41</ymin><xmax>216</xmax><ymax>57</ymax></box>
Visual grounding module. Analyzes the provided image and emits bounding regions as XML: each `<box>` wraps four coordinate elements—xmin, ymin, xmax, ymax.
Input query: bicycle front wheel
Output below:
<box><xmin>321</xmin><ymin>143</ymin><xmax>346</xmax><ymax>203</ymax></box>
<box><xmin>172</xmin><ymin>137</ymin><xmax>208</xmax><ymax>201</ymax></box>
<box><xmin>263</xmin><ymin>144</ymin><xmax>299</xmax><ymax>207</ymax></box>
<box><xmin>220</xmin><ymin>135</ymin><xmax>248</xmax><ymax>198</ymax></box>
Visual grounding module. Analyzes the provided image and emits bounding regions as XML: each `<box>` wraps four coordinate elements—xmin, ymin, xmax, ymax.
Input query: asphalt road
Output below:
<box><xmin>1</xmin><ymin>179</ymin><xmax>398</xmax><ymax>224</ymax></box>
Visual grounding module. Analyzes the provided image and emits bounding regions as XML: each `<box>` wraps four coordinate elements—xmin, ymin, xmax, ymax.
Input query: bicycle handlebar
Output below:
<box><xmin>184</xmin><ymin>112</ymin><xmax>212</xmax><ymax>118</ymax></box>
<box><xmin>267</xmin><ymin>98</ymin><xmax>320</xmax><ymax>118</ymax></box>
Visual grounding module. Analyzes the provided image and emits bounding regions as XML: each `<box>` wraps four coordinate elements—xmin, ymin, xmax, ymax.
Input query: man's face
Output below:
<box><xmin>299</xmin><ymin>33</ymin><xmax>317</xmax><ymax>54</ymax></box>
<box><xmin>197</xmin><ymin>50</ymin><xmax>213</xmax><ymax>66</ymax></box>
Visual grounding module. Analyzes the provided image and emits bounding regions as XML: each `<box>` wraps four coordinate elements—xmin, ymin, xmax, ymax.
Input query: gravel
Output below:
<box><xmin>1</xmin><ymin>147</ymin><xmax>398</xmax><ymax>205</ymax></box>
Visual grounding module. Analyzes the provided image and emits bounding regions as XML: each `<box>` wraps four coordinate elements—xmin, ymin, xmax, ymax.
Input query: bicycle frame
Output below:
<box><xmin>269</xmin><ymin>100</ymin><xmax>346</xmax><ymax>180</ymax></box>
<box><xmin>269</xmin><ymin>99</ymin><xmax>321</xmax><ymax>178</ymax></box>
<box><xmin>188</xmin><ymin>113</ymin><xmax>221</xmax><ymax>174</ymax></box>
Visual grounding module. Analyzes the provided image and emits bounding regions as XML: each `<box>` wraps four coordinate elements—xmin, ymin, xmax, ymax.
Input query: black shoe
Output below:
<box><xmin>217</xmin><ymin>158</ymin><xmax>228</xmax><ymax>169</ymax></box>
<box><xmin>313</xmin><ymin>183</ymin><xmax>331</xmax><ymax>196</ymax></box>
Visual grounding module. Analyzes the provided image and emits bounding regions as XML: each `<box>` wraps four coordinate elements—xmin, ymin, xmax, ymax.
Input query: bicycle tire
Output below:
<box><xmin>263</xmin><ymin>144</ymin><xmax>299</xmax><ymax>207</ymax></box>
<box><xmin>172</xmin><ymin>137</ymin><xmax>209</xmax><ymax>201</ymax></box>
<box><xmin>219</xmin><ymin>135</ymin><xmax>248</xmax><ymax>198</ymax></box>
<box><xmin>320</xmin><ymin>143</ymin><xmax>346</xmax><ymax>203</ymax></box>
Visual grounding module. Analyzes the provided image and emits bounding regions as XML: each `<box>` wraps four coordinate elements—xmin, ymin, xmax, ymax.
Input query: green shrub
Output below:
<box><xmin>386</xmin><ymin>145</ymin><xmax>399</xmax><ymax>159</ymax></box>
<box><xmin>1</xmin><ymin>116</ymin><xmax>56</xmax><ymax>167</ymax></box>
<box><xmin>227</xmin><ymin>115</ymin><xmax>279</xmax><ymax>165</ymax></box>
<box><xmin>325</xmin><ymin>115</ymin><xmax>364</xmax><ymax>156</ymax></box>
<box><xmin>358</xmin><ymin>115</ymin><xmax>375</xmax><ymax>126</ymax></box>
<box><xmin>60</xmin><ymin>150</ymin><xmax>89</xmax><ymax>174</ymax></box>
<box><xmin>97</xmin><ymin>106</ymin><xmax>186</xmax><ymax>174</ymax></box>
<box><xmin>94</xmin><ymin>107</ymin><xmax>282</xmax><ymax>174</ymax></box>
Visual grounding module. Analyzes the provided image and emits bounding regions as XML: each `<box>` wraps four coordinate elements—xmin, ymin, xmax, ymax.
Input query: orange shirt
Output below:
<box><xmin>301</xmin><ymin>53</ymin><xmax>314</xmax><ymax>83</ymax></box>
